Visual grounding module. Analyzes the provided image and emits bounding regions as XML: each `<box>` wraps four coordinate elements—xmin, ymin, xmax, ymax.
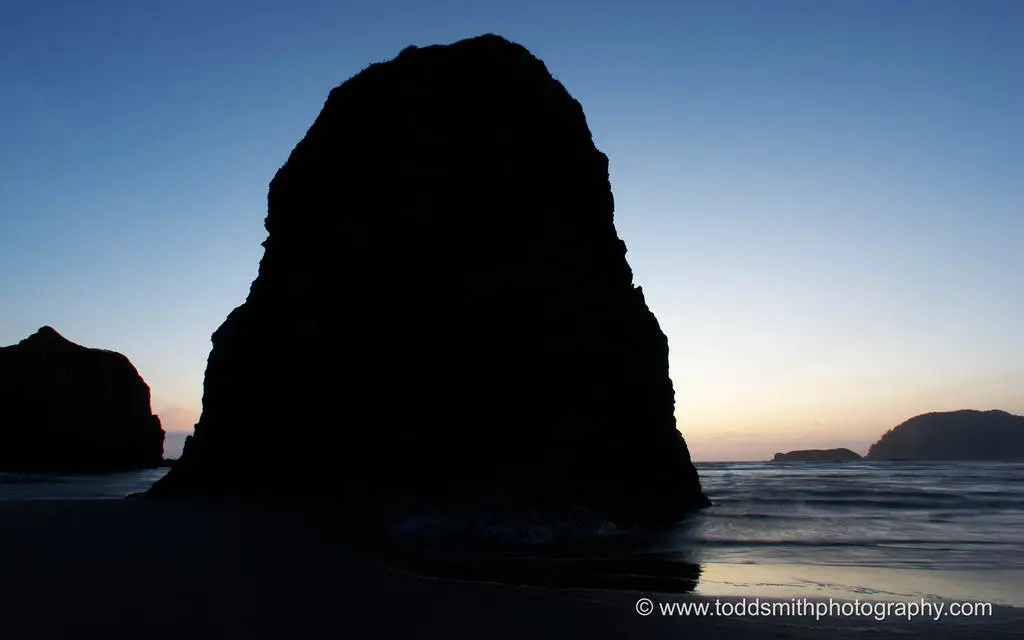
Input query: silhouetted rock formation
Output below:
<box><xmin>866</xmin><ymin>410</ymin><xmax>1024</xmax><ymax>461</ymax></box>
<box><xmin>151</xmin><ymin>34</ymin><xmax>709</xmax><ymax>524</ymax></box>
<box><xmin>0</xmin><ymin>327</ymin><xmax>165</xmax><ymax>472</ymax></box>
<box><xmin>771</xmin><ymin>448</ymin><xmax>862</xmax><ymax>463</ymax></box>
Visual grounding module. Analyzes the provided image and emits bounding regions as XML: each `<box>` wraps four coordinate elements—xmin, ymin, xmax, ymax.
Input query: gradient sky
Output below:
<box><xmin>1</xmin><ymin>0</ymin><xmax>1021</xmax><ymax>461</ymax></box>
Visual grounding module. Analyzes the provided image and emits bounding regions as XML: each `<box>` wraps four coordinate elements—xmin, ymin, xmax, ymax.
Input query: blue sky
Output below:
<box><xmin>1</xmin><ymin>0</ymin><xmax>1021</xmax><ymax>460</ymax></box>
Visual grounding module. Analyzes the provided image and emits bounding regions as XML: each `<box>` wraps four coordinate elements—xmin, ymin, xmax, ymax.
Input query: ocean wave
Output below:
<box><xmin>709</xmin><ymin>497</ymin><xmax>1024</xmax><ymax>511</ymax></box>
<box><xmin>690</xmin><ymin>537</ymin><xmax>1010</xmax><ymax>548</ymax></box>
<box><xmin>386</xmin><ymin>509</ymin><xmax>624</xmax><ymax>547</ymax></box>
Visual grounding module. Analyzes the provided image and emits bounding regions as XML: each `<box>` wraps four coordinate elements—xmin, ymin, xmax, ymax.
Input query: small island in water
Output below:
<box><xmin>772</xmin><ymin>448</ymin><xmax>862</xmax><ymax>463</ymax></box>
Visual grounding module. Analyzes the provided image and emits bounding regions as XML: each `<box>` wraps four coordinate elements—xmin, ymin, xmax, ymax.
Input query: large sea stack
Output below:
<box><xmin>866</xmin><ymin>410</ymin><xmax>1024</xmax><ymax>461</ymax></box>
<box><xmin>0</xmin><ymin>327</ymin><xmax>165</xmax><ymax>472</ymax></box>
<box><xmin>151</xmin><ymin>34</ymin><xmax>709</xmax><ymax>524</ymax></box>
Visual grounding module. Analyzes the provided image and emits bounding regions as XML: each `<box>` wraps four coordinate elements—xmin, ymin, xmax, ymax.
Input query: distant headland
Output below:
<box><xmin>866</xmin><ymin>409</ymin><xmax>1024</xmax><ymax>461</ymax></box>
<box><xmin>772</xmin><ymin>448</ymin><xmax>862</xmax><ymax>463</ymax></box>
<box><xmin>0</xmin><ymin>326</ymin><xmax>165</xmax><ymax>472</ymax></box>
<box><xmin>773</xmin><ymin>409</ymin><xmax>1024</xmax><ymax>463</ymax></box>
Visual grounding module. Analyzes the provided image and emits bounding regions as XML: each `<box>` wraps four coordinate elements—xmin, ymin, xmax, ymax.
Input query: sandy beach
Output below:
<box><xmin>0</xmin><ymin>498</ymin><xmax>1020</xmax><ymax>639</ymax></box>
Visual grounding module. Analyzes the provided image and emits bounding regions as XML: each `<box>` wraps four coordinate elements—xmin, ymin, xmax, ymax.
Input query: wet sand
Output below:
<box><xmin>0</xmin><ymin>499</ymin><xmax>1019</xmax><ymax>639</ymax></box>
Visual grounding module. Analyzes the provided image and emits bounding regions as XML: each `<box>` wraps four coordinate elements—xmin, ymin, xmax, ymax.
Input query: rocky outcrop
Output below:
<box><xmin>772</xmin><ymin>448</ymin><xmax>862</xmax><ymax>463</ymax></box>
<box><xmin>0</xmin><ymin>327</ymin><xmax>165</xmax><ymax>472</ymax></box>
<box><xmin>150</xmin><ymin>34</ymin><xmax>709</xmax><ymax>524</ymax></box>
<box><xmin>866</xmin><ymin>410</ymin><xmax>1024</xmax><ymax>461</ymax></box>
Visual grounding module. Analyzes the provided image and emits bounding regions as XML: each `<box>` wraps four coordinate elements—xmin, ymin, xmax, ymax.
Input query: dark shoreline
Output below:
<box><xmin>0</xmin><ymin>497</ymin><xmax>1020</xmax><ymax>639</ymax></box>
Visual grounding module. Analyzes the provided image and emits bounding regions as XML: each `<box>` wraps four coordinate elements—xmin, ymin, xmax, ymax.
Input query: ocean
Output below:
<box><xmin>3</xmin><ymin>461</ymin><xmax>1021</xmax><ymax>606</ymax></box>
<box><xmin>0</xmin><ymin>467</ymin><xmax>171</xmax><ymax>500</ymax></box>
<box><xmin>678</xmin><ymin>461</ymin><xmax>1024</xmax><ymax>607</ymax></box>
